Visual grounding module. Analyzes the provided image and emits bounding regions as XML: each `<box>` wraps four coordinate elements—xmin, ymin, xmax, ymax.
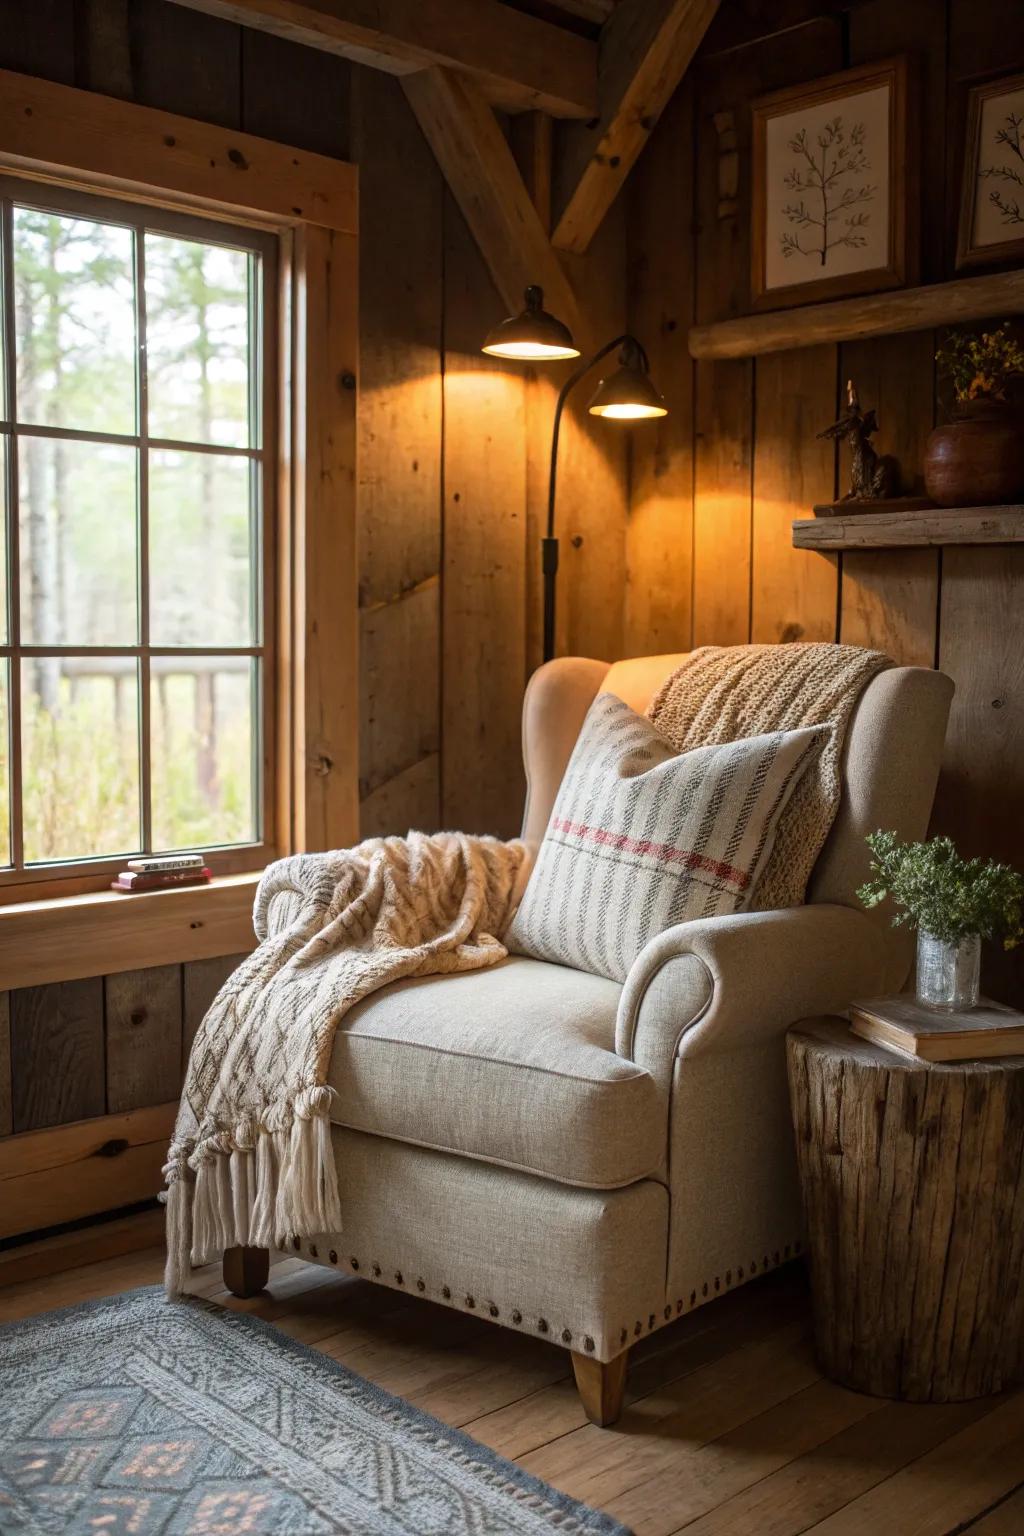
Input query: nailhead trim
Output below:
<box><xmin>287</xmin><ymin>1236</ymin><xmax>802</xmax><ymax>1363</ymax></box>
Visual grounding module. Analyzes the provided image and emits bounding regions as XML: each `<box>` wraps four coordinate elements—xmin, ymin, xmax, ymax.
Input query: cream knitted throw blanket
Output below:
<box><xmin>164</xmin><ymin>832</ymin><xmax>530</xmax><ymax>1295</ymax></box>
<box><xmin>648</xmin><ymin>643</ymin><xmax>890</xmax><ymax>910</ymax></box>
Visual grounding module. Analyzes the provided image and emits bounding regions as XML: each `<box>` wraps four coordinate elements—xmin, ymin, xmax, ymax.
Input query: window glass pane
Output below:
<box><xmin>13</xmin><ymin>207</ymin><xmax>136</xmax><ymax>436</ymax></box>
<box><xmin>18</xmin><ymin>437</ymin><xmax>137</xmax><ymax>645</ymax></box>
<box><xmin>0</xmin><ymin>433</ymin><xmax>7</xmax><ymax>645</ymax></box>
<box><xmin>21</xmin><ymin>657</ymin><xmax>140</xmax><ymax>863</ymax></box>
<box><xmin>151</xmin><ymin>656</ymin><xmax>255</xmax><ymax>850</ymax></box>
<box><xmin>0</xmin><ymin>661</ymin><xmax>9</xmax><ymax>866</ymax></box>
<box><xmin>149</xmin><ymin>449</ymin><xmax>254</xmax><ymax>645</ymax></box>
<box><xmin>146</xmin><ymin>235</ymin><xmax>252</xmax><ymax>448</ymax></box>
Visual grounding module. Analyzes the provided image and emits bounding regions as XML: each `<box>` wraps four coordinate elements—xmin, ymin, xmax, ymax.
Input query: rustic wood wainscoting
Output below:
<box><xmin>0</xmin><ymin>956</ymin><xmax>249</xmax><ymax>1243</ymax></box>
<box><xmin>627</xmin><ymin>0</ymin><xmax>1024</xmax><ymax>1006</ymax></box>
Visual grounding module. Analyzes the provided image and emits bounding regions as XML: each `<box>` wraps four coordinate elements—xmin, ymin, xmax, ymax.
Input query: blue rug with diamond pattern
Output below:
<box><xmin>0</xmin><ymin>1286</ymin><xmax>629</xmax><ymax>1535</ymax></box>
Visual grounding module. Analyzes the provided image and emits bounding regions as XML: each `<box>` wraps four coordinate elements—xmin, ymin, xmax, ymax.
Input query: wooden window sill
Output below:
<box><xmin>0</xmin><ymin>873</ymin><xmax>260</xmax><ymax>991</ymax></box>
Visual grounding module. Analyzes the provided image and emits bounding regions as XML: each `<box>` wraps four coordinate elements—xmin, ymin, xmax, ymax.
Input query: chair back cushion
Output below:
<box><xmin>521</xmin><ymin>654</ymin><xmax>953</xmax><ymax>931</ymax></box>
<box><xmin>507</xmin><ymin>692</ymin><xmax>826</xmax><ymax>981</ymax></box>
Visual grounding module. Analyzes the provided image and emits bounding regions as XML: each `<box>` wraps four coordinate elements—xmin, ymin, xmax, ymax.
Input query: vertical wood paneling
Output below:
<box><xmin>241</xmin><ymin>29</ymin><xmax>350</xmax><ymax>157</ymax></box>
<box><xmin>691</xmin><ymin>20</ymin><xmax>843</xmax><ymax>649</ymax></box>
<box><xmin>441</xmin><ymin>191</ymin><xmax>527</xmax><ymax>837</ymax></box>
<box><xmin>838</xmin><ymin>333</ymin><xmax>939</xmax><ymax>665</ymax></box>
<box><xmin>126</xmin><ymin>0</ymin><xmax>241</xmax><ymax>126</ymax></box>
<box><xmin>352</xmin><ymin>69</ymin><xmax>443</xmax><ymax>838</ymax></box>
<box><xmin>0</xmin><ymin>0</ymin><xmax>75</xmax><ymax>83</ymax></box>
<box><xmin>0</xmin><ymin>994</ymin><xmax>11</xmax><ymax>1137</ymax></box>
<box><xmin>105</xmin><ymin>965</ymin><xmax>183</xmax><ymax>1113</ymax></box>
<box><xmin>751</xmin><ymin>345</ymin><xmax>839</xmax><ymax>644</ymax></box>
<box><xmin>625</xmin><ymin>75</ymin><xmax>695</xmax><ymax>658</ymax></box>
<box><xmin>837</xmin><ymin>0</ymin><xmax>945</xmax><ymax>667</ymax></box>
<box><xmin>555</xmin><ymin>211</ymin><xmax>630</xmax><ymax>665</ymax></box>
<box><xmin>11</xmin><ymin>979</ymin><xmax>104</xmax><ymax>1132</ymax></box>
<box><xmin>933</xmin><ymin>548</ymin><xmax>1024</xmax><ymax>1005</ymax></box>
<box><xmin>183</xmin><ymin>954</ymin><xmax>247</xmax><ymax>1065</ymax></box>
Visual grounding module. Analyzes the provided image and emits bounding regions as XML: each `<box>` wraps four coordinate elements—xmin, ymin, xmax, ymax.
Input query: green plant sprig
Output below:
<box><xmin>858</xmin><ymin>830</ymin><xmax>1024</xmax><ymax>949</ymax></box>
<box><xmin>936</xmin><ymin>322</ymin><xmax>1024</xmax><ymax>404</ymax></box>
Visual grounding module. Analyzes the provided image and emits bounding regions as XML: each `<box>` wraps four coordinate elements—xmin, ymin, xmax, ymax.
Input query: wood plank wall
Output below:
<box><xmin>627</xmin><ymin>0</ymin><xmax>1024</xmax><ymax>1006</ymax></box>
<box><xmin>0</xmin><ymin>955</ymin><xmax>248</xmax><ymax>1241</ymax></box>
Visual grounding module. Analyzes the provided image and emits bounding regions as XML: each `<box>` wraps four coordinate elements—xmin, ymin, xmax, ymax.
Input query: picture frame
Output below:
<box><xmin>751</xmin><ymin>57</ymin><xmax>915</xmax><ymax>312</ymax></box>
<box><xmin>957</xmin><ymin>70</ymin><xmax>1024</xmax><ymax>270</ymax></box>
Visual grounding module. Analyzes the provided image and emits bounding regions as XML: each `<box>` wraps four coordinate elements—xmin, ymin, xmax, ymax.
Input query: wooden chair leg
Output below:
<box><xmin>571</xmin><ymin>1348</ymin><xmax>629</xmax><ymax>1427</ymax></box>
<box><xmin>223</xmin><ymin>1245</ymin><xmax>269</xmax><ymax>1298</ymax></box>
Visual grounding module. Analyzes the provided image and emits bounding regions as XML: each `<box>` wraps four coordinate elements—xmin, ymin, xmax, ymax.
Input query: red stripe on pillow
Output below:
<box><xmin>551</xmin><ymin>816</ymin><xmax>750</xmax><ymax>890</ymax></box>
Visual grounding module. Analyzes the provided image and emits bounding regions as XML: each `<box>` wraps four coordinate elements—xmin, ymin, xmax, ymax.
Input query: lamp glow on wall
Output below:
<box><xmin>482</xmin><ymin>285</ymin><xmax>667</xmax><ymax>663</ymax></box>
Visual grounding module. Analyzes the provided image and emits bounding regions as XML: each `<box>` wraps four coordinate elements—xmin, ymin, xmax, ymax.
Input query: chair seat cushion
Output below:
<box><xmin>325</xmin><ymin>956</ymin><xmax>664</xmax><ymax>1189</ymax></box>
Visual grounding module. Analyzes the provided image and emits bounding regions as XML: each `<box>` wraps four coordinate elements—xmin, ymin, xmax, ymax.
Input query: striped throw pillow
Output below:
<box><xmin>505</xmin><ymin>693</ymin><xmax>827</xmax><ymax>982</ymax></box>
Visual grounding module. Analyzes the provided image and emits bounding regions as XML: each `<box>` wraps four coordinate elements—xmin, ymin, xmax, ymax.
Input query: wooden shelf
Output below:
<box><xmin>793</xmin><ymin>504</ymin><xmax>1024</xmax><ymax>551</ymax></box>
<box><xmin>689</xmin><ymin>270</ymin><xmax>1024</xmax><ymax>361</ymax></box>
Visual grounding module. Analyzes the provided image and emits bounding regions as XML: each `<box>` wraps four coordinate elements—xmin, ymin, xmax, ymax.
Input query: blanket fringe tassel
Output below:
<box><xmin>163</xmin><ymin>1090</ymin><xmax>342</xmax><ymax>1296</ymax></box>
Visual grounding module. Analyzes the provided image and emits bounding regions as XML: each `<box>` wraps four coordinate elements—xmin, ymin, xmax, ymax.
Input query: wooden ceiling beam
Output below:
<box><xmin>163</xmin><ymin>0</ymin><xmax>599</xmax><ymax>119</ymax></box>
<box><xmin>552</xmin><ymin>0</ymin><xmax>720</xmax><ymax>253</ymax></box>
<box><xmin>403</xmin><ymin>68</ymin><xmax>581</xmax><ymax>336</ymax></box>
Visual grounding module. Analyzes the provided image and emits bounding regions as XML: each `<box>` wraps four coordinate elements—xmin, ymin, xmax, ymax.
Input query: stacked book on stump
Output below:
<box><xmin>112</xmin><ymin>853</ymin><xmax>212</xmax><ymax>894</ymax></box>
<box><xmin>850</xmin><ymin>996</ymin><xmax>1024</xmax><ymax>1061</ymax></box>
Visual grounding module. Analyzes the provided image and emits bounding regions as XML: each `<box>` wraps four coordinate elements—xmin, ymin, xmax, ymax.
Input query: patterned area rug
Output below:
<box><xmin>0</xmin><ymin>1287</ymin><xmax>629</xmax><ymax>1535</ymax></box>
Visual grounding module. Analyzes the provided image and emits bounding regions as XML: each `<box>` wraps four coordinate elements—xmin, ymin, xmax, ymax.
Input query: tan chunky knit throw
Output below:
<box><xmin>648</xmin><ymin>643</ymin><xmax>890</xmax><ymax>910</ymax></box>
<box><xmin>164</xmin><ymin>832</ymin><xmax>530</xmax><ymax>1295</ymax></box>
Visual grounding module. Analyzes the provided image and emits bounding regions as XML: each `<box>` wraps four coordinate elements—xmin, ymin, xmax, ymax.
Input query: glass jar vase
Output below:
<box><xmin>916</xmin><ymin>929</ymin><xmax>981</xmax><ymax>1011</ymax></box>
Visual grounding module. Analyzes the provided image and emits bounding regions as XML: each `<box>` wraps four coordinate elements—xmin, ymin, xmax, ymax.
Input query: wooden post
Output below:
<box><xmin>788</xmin><ymin>1018</ymin><xmax>1024</xmax><ymax>1402</ymax></box>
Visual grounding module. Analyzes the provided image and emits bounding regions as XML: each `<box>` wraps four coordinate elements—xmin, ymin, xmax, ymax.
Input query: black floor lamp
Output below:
<box><xmin>482</xmin><ymin>285</ymin><xmax>668</xmax><ymax>663</ymax></box>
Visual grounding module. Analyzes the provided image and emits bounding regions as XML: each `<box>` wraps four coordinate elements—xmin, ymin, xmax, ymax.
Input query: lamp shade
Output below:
<box><xmin>588</xmin><ymin>362</ymin><xmax>667</xmax><ymax>420</ymax></box>
<box><xmin>481</xmin><ymin>285</ymin><xmax>580</xmax><ymax>361</ymax></box>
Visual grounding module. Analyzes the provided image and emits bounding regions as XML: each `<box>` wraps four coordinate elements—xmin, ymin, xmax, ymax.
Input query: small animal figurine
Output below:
<box><xmin>818</xmin><ymin>380</ymin><xmax>900</xmax><ymax>500</ymax></box>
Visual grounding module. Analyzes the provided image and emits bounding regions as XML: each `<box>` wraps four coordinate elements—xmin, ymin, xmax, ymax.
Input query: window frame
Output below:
<box><xmin>0</xmin><ymin>177</ymin><xmax>280</xmax><ymax>896</ymax></box>
<box><xmin>0</xmin><ymin>69</ymin><xmax>359</xmax><ymax>958</ymax></box>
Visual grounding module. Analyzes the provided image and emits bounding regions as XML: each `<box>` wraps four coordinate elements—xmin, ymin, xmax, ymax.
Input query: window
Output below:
<box><xmin>0</xmin><ymin>180</ymin><xmax>277</xmax><ymax>891</ymax></box>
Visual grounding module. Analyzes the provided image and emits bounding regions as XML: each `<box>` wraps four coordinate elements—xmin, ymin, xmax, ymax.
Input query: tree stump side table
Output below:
<box><xmin>787</xmin><ymin>1016</ymin><xmax>1024</xmax><ymax>1403</ymax></box>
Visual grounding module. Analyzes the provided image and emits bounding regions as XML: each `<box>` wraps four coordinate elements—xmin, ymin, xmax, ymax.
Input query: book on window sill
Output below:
<box><xmin>850</xmin><ymin>996</ymin><xmax>1024</xmax><ymax>1062</ymax></box>
<box><xmin>127</xmin><ymin>854</ymin><xmax>206</xmax><ymax>874</ymax></box>
<box><xmin>111</xmin><ymin>868</ymin><xmax>212</xmax><ymax>893</ymax></box>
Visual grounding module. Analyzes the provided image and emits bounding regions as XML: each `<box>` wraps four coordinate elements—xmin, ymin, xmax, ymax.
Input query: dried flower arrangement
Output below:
<box><xmin>935</xmin><ymin>322</ymin><xmax>1024</xmax><ymax>404</ymax></box>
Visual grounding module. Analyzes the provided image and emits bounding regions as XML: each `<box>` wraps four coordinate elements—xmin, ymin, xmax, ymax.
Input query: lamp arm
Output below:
<box><xmin>547</xmin><ymin>333</ymin><xmax>643</xmax><ymax>537</ymax></box>
<box><xmin>541</xmin><ymin>331</ymin><xmax>649</xmax><ymax>663</ymax></box>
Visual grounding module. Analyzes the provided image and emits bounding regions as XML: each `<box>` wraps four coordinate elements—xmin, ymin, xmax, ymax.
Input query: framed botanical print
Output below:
<box><xmin>957</xmin><ymin>70</ymin><xmax>1024</xmax><ymax>269</ymax></box>
<box><xmin>751</xmin><ymin>57</ymin><xmax>915</xmax><ymax>311</ymax></box>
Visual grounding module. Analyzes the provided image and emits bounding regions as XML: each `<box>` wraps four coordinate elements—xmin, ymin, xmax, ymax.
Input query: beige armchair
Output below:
<box><xmin>225</xmin><ymin>653</ymin><xmax>953</xmax><ymax>1427</ymax></box>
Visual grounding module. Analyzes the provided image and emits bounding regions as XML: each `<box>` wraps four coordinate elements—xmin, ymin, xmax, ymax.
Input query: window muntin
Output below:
<box><xmin>0</xmin><ymin>180</ymin><xmax>276</xmax><ymax>886</ymax></box>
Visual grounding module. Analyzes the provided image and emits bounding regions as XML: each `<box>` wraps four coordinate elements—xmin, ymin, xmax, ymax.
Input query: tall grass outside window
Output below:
<box><xmin>0</xmin><ymin>180</ymin><xmax>277</xmax><ymax>890</ymax></box>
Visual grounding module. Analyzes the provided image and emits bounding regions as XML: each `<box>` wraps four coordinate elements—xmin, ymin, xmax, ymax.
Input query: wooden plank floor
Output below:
<box><xmin>1</xmin><ymin>1217</ymin><xmax>1022</xmax><ymax>1535</ymax></box>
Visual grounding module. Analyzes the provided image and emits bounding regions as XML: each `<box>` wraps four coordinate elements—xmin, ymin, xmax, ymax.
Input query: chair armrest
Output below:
<box><xmin>616</xmin><ymin>904</ymin><xmax>895</xmax><ymax>1088</ymax></box>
